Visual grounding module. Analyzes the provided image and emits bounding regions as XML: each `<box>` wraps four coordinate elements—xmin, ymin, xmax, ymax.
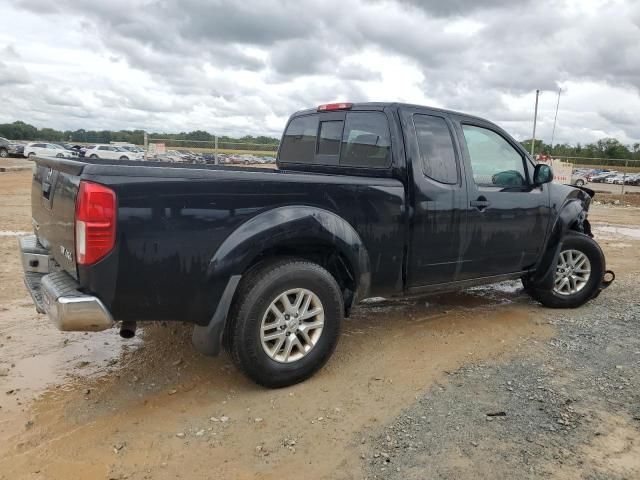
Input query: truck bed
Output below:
<box><xmin>30</xmin><ymin>155</ymin><xmax>406</xmax><ymax>326</ymax></box>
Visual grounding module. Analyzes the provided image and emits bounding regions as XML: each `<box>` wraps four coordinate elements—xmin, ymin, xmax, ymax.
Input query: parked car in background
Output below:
<box><xmin>84</xmin><ymin>144</ymin><xmax>142</xmax><ymax>161</ymax></box>
<box><xmin>605</xmin><ymin>174</ymin><xmax>625</xmax><ymax>184</ymax></box>
<box><xmin>590</xmin><ymin>172</ymin><xmax>618</xmax><ymax>183</ymax></box>
<box><xmin>0</xmin><ymin>137</ymin><xmax>25</xmax><ymax>157</ymax></box>
<box><xmin>23</xmin><ymin>142</ymin><xmax>78</xmax><ymax>159</ymax></box>
<box><xmin>571</xmin><ymin>172</ymin><xmax>588</xmax><ymax>186</ymax></box>
<box><xmin>624</xmin><ymin>173</ymin><xmax>640</xmax><ymax>186</ymax></box>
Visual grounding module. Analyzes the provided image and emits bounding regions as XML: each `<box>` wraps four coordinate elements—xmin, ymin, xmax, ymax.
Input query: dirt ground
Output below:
<box><xmin>0</xmin><ymin>167</ymin><xmax>639</xmax><ymax>479</ymax></box>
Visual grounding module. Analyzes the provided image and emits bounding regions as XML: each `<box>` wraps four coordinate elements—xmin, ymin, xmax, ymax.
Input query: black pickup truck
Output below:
<box><xmin>19</xmin><ymin>102</ymin><xmax>613</xmax><ymax>387</ymax></box>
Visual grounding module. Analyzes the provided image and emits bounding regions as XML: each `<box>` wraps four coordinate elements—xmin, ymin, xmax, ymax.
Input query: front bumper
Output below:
<box><xmin>19</xmin><ymin>235</ymin><xmax>114</xmax><ymax>331</ymax></box>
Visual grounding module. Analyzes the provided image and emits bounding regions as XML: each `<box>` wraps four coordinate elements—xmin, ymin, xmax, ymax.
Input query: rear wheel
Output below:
<box><xmin>56</xmin><ymin>153</ymin><xmax>64</xmax><ymax>158</ymax></box>
<box><xmin>119</xmin><ymin>156</ymin><xmax>129</xmax><ymax>161</ymax></box>
<box><xmin>525</xmin><ymin>233</ymin><xmax>604</xmax><ymax>308</ymax></box>
<box><xmin>89</xmin><ymin>154</ymin><xmax>98</xmax><ymax>159</ymax></box>
<box><xmin>575</xmin><ymin>179</ymin><xmax>585</xmax><ymax>186</ymax></box>
<box><xmin>0</xmin><ymin>148</ymin><xmax>8</xmax><ymax>158</ymax></box>
<box><xmin>226</xmin><ymin>258</ymin><xmax>343</xmax><ymax>388</ymax></box>
<box><xmin>27</xmin><ymin>152</ymin><xmax>36</xmax><ymax>158</ymax></box>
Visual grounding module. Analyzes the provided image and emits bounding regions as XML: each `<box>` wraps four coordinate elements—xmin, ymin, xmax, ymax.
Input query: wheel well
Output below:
<box><xmin>244</xmin><ymin>244</ymin><xmax>357</xmax><ymax>315</ymax></box>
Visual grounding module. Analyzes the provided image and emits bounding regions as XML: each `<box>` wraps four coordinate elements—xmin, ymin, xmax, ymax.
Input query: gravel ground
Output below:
<box><xmin>365</xmin><ymin>275</ymin><xmax>640</xmax><ymax>479</ymax></box>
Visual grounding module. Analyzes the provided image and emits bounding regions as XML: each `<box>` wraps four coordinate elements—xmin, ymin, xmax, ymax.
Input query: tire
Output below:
<box><xmin>56</xmin><ymin>153</ymin><xmax>64</xmax><ymax>158</ymax></box>
<box><xmin>226</xmin><ymin>258</ymin><xmax>343</xmax><ymax>388</ymax></box>
<box><xmin>575</xmin><ymin>179</ymin><xmax>585</xmax><ymax>186</ymax></box>
<box><xmin>89</xmin><ymin>154</ymin><xmax>98</xmax><ymax>159</ymax></box>
<box><xmin>119</xmin><ymin>156</ymin><xmax>129</xmax><ymax>161</ymax></box>
<box><xmin>0</xmin><ymin>148</ymin><xmax>8</xmax><ymax>158</ymax></box>
<box><xmin>526</xmin><ymin>233</ymin><xmax>604</xmax><ymax>308</ymax></box>
<box><xmin>27</xmin><ymin>152</ymin><xmax>36</xmax><ymax>158</ymax></box>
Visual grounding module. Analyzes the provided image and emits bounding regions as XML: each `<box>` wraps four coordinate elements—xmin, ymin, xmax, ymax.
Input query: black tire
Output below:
<box><xmin>119</xmin><ymin>156</ymin><xmax>129</xmax><ymax>161</ymax></box>
<box><xmin>526</xmin><ymin>233</ymin><xmax>604</xmax><ymax>308</ymax></box>
<box><xmin>0</xmin><ymin>148</ymin><xmax>8</xmax><ymax>158</ymax></box>
<box><xmin>575</xmin><ymin>179</ymin><xmax>585</xmax><ymax>186</ymax></box>
<box><xmin>226</xmin><ymin>258</ymin><xmax>343</xmax><ymax>388</ymax></box>
<box><xmin>56</xmin><ymin>153</ymin><xmax>64</xmax><ymax>158</ymax></box>
<box><xmin>27</xmin><ymin>152</ymin><xmax>36</xmax><ymax>158</ymax></box>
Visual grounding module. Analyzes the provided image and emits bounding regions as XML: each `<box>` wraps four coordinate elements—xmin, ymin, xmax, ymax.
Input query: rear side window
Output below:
<box><xmin>413</xmin><ymin>115</ymin><xmax>458</xmax><ymax>184</ymax></box>
<box><xmin>279</xmin><ymin>115</ymin><xmax>319</xmax><ymax>164</ymax></box>
<box><xmin>340</xmin><ymin>112</ymin><xmax>390</xmax><ymax>168</ymax></box>
<box><xmin>318</xmin><ymin>121</ymin><xmax>343</xmax><ymax>156</ymax></box>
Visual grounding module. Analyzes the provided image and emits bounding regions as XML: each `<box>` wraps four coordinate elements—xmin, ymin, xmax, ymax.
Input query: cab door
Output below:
<box><xmin>452</xmin><ymin>118</ymin><xmax>551</xmax><ymax>278</ymax></box>
<box><xmin>401</xmin><ymin>108</ymin><xmax>468</xmax><ymax>287</ymax></box>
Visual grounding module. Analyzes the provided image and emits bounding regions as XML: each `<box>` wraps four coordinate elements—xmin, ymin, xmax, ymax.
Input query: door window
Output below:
<box><xmin>462</xmin><ymin>125</ymin><xmax>527</xmax><ymax>187</ymax></box>
<box><xmin>414</xmin><ymin>115</ymin><xmax>458</xmax><ymax>184</ymax></box>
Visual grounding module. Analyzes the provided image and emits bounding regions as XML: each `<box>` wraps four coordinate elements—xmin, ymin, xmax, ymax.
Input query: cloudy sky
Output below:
<box><xmin>1</xmin><ymin>0</ymin><xmax>639</xmax><ymax>143</ymax></box>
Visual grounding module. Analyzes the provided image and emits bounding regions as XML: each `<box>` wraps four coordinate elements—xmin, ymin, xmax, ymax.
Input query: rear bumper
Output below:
<box><xmin>19</xmin><ymin>235</ymin><xmax>114</xmax><ymax>332</ymax></box>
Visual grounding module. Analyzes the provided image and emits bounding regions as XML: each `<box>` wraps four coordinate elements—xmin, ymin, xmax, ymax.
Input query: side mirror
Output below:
<box><xmin>533</xmin><ymin>164</ymin><xmax>553</xmax><ymax>186</ymax></box>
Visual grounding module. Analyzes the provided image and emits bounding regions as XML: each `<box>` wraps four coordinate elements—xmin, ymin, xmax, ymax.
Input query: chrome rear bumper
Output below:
<box><xmin>19</xmin><ymin>235</ymin><xmax>114</xmax><ymax>331</ymax></box>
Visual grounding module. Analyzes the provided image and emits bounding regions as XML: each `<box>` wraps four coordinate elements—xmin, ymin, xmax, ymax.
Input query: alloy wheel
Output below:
<box><xmin>260</xmin><ymin>288</ymin><xmax>325</xmax><ymax>363</ymax></box>
<box><xmin>554</xmin><ymin>249</ymin><xmax>591</xmax><ymax>296</ymax></box>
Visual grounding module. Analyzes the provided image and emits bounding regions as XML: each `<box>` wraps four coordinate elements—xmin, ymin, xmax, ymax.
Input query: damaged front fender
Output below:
<box><xmin>529</xmin><ymin>185</ymin><xmax>595</xmax><ymax>288</ymax></box>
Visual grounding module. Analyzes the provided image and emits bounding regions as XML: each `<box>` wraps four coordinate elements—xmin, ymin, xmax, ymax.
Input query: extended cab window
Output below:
<box><xmin>462</xmin><ymin>125</ymin><xmax>527</xmax><ymax>187</ymax></box>
<box><xmin>279</xmin><ymin>115</ymin><xmax>319</xmax><ymax>164</ymax></box>
<box><xmin>340</xmin><ymin>112</ymin><xmax>390</xmax><ymax>168</ymax></box>
<box><xmin>414</xmin><ymin>115</ymin><xmax>458</xmax><ymax>184</ymax></box>
<box><xmin>318</xmin><ymin>121</ymin><xmax>343</xmax><ymax>156</ymax></box>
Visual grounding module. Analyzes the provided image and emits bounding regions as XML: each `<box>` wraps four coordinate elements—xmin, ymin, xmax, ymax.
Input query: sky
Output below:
<box><xmin>1</xmin><ymin>0</ymin><xmax>639</xmax><ymax>144</ymax></box>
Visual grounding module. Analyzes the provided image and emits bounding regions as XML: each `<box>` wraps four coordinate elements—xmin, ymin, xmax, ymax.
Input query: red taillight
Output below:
<box><xmin>75</xmin><ymin>181</ymin><xmax>116</xmax><ymax>265</ymax></box>
<box><xmin>317</xmin><ymin>102</ymin><xmax>353</xmax><ymax>112</ymax></box>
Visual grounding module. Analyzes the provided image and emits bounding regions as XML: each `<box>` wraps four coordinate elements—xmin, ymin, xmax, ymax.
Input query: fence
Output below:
<box><xmin>145</xmin><ymin>136</ymin><xmax>279</xmax><ymax>159</ymax></box>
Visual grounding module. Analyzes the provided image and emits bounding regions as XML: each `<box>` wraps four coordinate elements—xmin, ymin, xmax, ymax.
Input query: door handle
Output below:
<box><xmin>470</xmin><ymin>197</ymin><xmax>491</xmax><ymax>210</ymax></box>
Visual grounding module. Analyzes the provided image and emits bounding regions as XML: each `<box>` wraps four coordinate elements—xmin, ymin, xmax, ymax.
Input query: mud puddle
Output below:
<box><xmin>593</xmin><ymin>224</ymin><xmax>640</xmax><ymax>240</ymax></box>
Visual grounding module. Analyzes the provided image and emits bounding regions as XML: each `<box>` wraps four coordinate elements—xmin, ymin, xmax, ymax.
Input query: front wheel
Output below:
<box><xmin>0</xmin><ymin>148</ymin><xmax>8</xmax><ymax>158</ymax></box>
<box><xmin>525</xmin><ymin>233</ymin><xmax>604</xmax><ymax>308</ymax></box>
<box><xmin>575</xmin><ymin>179</ymin><xmax>585</xmax><ymax>186</ymax></box>
<box><xmin>119</xmin><ymin>156</ymin><xmax>129</xmax><ymax>161</ymax></box>
<box><xmin>226</xmin><ymin>259</ymin><xmax>343</xmax><ymax>388</ymax></box>
<box><xmin>89</xmin><ymin>154</ymin><xmax>98</xmax><ymax>159</ymax></box>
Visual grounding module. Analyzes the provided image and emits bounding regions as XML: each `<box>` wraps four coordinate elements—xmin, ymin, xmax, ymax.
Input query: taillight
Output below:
<box><xmin>317</xmin><ymin>102</ymin><xmax>353</xmax><ymax>111</ymax></box>
<box><xmin>75</xmin><ymin>181</ymin><xmax>116</xmax><ymax>265</ymax></box>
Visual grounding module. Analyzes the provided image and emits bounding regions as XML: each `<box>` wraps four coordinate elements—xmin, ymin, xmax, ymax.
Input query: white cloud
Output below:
<box><xmin>0</xmin><ymin>0</ymin><xmax>638</xmax><ymax>144</ymax></box>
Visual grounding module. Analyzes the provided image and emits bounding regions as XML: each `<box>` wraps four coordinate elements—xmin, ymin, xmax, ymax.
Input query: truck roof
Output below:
<box><xmin>291</xmin><ymin>102</ymin><xmax>491</xmax><ymax>124</ymax></box>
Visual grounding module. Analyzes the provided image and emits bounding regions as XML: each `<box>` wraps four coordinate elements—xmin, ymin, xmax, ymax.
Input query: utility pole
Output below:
<box><xmin>531</xmin><ymin>89</ymin><xmax>540</xmax><ymax>158</ymax></box>
<box><xmin>550</xmin><ymin>87</ymin><xmax>561</xmax><ymax>151</ymax></box>
<box><xmin>214</xmin><ymin>135</ymin><xmax>219</xmax><ymax>165</ymax></box>
<box><xmin>143</xmin><ymin>131</ymin><xmax>148</xmax><ymax>161</ymax></box>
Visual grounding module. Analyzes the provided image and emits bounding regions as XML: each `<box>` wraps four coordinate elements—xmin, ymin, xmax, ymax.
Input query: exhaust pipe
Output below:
<box><xmin>119</xmin><ymin>321</ymin><xmax>137</xmax><ymax>339</ymax></box>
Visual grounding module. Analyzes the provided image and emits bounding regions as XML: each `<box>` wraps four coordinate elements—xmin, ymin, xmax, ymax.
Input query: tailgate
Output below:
<box><xmin>31</xmin><ymin>157</ymin><xmax>86</xmax><ymax>278</ymax></box>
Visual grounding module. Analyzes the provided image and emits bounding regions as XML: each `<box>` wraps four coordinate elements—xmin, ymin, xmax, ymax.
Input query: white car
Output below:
<box><xmin>23</xmin><ymin>142</ymin><xmax>77</xmax><ymax>159</ymax></box>
<box><xmin>85</xmin><ymin>144</ymin><xmax>142</xmax><ymax>161</ymax></box>
<box><xmin>605</xmin><ymin>174</ymin><xmax>625</xmax><ymax>184</ymax></box>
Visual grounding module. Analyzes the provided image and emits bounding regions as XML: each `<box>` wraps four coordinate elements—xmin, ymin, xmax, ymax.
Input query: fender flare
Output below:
<box><xmin>207</xmin><ymin>205</ymin><xmax>371</xmax><ymax>302</ymax></box>
<box><xmin>530</xmin><ymin>198</ymin><xmax>590</xmax><ymax>288</ymax></box>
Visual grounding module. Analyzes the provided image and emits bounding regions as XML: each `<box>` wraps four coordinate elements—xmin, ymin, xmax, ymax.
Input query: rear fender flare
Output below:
<box><xmin>207</xmin><ymin>206</ymin><xmax>371</xmax><ymax>301</ymax></box>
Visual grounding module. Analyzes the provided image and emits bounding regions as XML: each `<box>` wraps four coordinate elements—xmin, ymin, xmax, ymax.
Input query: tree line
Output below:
<box><xmin>519</xmin><ymin>138</ymin><xmax>640</xmax><ymax>165</ymax></box>
<box><xmin>0</xmin><ymin>121</ymin><xmax>280</xmax><ymax>151</ymax></box>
